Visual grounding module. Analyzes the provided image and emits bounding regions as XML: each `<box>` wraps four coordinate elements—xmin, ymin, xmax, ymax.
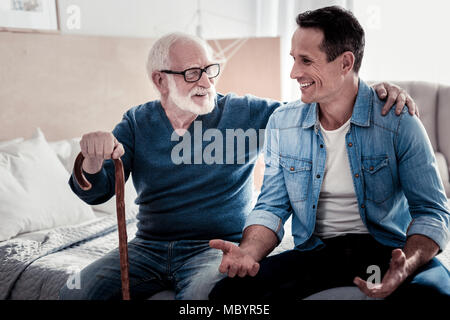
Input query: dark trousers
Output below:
<box><xmin>209</xmin><ymin>234</ymin><xmax>450</xmax><ymax>300</ymax></box>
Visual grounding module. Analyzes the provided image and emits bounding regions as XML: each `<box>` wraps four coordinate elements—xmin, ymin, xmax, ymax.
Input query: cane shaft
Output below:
<box><xmin>74</xmin><ymin>153</ymin><xmax>130</xmax><ymax>300</ymax></box>
<box><xmin>113</xmin><ymin>158</ymin><xmax>130</xmax><ymax>300</ymax></box>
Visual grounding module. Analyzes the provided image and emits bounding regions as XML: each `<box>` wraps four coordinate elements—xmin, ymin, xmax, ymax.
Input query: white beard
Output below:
<box><xmin>167</xmin><ymin>76</ymin><xmax>216</xmax><ymax>115</ymax></box>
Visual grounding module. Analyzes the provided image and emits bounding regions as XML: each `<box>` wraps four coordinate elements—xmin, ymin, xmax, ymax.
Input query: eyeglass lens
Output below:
<box><xmin>185</xmin><ymin>64</ymin><xmax>219</xmax><ymax>82</ymax></box>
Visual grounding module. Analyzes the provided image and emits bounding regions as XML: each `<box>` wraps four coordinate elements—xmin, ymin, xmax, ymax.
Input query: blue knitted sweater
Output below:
<box><xmin>69</xmin><ymin>93</ymin><xmax>280</xmax><ymax>241</ymax></box>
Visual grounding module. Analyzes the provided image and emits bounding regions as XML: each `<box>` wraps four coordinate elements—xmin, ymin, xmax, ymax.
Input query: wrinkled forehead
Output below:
<box><xmin>169</xmin><ymin>39</ymin><xmax>215</xmax><ymax>70</ymax></box>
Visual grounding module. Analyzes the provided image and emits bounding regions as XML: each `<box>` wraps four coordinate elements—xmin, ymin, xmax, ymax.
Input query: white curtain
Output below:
<box><xmin>352</xmin><ymin>0</ymin><xmax>450</xmax><ymax>86</ymax></box>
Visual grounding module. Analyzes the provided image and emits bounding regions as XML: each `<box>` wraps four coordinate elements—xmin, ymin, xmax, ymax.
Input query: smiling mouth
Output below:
<box><xmin>192</xmin><ymin>92</ymin><xmax>208</xmax><ymax>98</ymax></box>
<box><xmin>299</xmin><ymin>81</ymin><xmax>315</xmax><ymax>89</ymax></box>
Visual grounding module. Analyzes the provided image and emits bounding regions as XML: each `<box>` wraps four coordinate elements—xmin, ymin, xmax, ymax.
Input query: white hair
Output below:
<box><xmin>146</xmin><ymin>32</ymin><xmax>215</xmax><ymax>83</ymax></box>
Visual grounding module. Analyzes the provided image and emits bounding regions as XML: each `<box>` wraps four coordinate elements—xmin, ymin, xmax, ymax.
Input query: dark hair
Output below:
<box><xmin>296</xmin><ymin>6</ymin><xmax>365</xmax><ymax>73</ymax></box>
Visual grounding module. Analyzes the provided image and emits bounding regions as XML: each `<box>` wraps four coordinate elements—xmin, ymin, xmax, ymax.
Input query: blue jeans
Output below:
<box><xmin>59</xmin><ymin>237</ymin><xmax>226</xmax><ymax>300</ymax></box>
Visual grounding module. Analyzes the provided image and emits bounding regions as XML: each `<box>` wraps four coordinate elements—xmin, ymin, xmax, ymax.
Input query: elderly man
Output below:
<box><xmin>209</xmin><ymin>6</ymin><xmax>449</xmax><ymax>300</ymax></box>
<box><xmin>59</xmin><ymin>30</ymin><xmax>416</xmax><ymax>300</ymax></box>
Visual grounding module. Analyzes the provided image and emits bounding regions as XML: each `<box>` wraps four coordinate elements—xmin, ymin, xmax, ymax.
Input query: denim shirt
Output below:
<box><xmin>246</xmin><ymin>79</ymin><xmax>450</xmax><ymax>251</ymax></box>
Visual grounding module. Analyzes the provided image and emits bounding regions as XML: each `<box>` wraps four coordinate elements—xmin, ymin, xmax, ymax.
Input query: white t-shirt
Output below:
<box><xmin>314</xmin><ymin>118</ymin><xmax>369</xmax><ymax>239</ymax></box>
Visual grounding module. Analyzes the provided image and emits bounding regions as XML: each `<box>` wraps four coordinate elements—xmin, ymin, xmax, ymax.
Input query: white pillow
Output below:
<box><xmin>0</xmin><ymin>129</ymin><xmax>96</xmax><ymax>241</ymax></box>
<box><xmin>49</xmin><ymin>137</ymin><xmax>138</xmax><ymax>215</ymax></box>
<box><xmin>0</xmin><ymin>137</ymin><xmax>24</xmax><ymax>147</ymax></box>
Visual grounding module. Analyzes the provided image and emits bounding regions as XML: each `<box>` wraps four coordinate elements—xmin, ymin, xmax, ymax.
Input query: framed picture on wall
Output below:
<box><xmin>0</xmin><ymin>0</ymin><xmax>58</xmax><ymax>31</ymax></box>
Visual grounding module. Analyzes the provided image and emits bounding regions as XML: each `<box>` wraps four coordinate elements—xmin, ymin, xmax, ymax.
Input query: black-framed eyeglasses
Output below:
<box><xmin>160</xmin><ymin>63</ymin><xmax>220</xmax><ymax>83</ymax></box>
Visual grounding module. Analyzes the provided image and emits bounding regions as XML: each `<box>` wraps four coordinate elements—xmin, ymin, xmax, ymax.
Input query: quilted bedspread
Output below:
<box><xmin>0</xmin><ymin>210</ymin><xmax>138</xmax><ymax>300</ymax></box>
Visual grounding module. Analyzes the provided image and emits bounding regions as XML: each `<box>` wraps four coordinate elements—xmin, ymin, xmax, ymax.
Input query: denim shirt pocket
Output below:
<box><xmin>361</xmin><ymin>155</ymin><xmax>394</xmax><ymax>204</ymax></box>
<box><xmin>279</xmin><ymin>156</ymin><xmax>312</xmax><ymax>202</ymax></box>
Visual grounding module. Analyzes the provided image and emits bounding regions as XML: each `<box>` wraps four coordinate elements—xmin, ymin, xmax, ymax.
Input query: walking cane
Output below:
<box><xmin>73</xmin><ymin>152</ymin><xmax>131</xmax><ymax>300</ymax></box>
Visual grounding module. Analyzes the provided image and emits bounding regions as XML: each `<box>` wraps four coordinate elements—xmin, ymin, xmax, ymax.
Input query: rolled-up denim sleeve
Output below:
<box><xmin>244</xmin><ymin>114</ymin><xmax>292</xmax><ymax>242</ymax></box>
<box><xmin>396</xmin><ymin>112</ymin><xmax>450</xmax><ymax>251</ymax></box>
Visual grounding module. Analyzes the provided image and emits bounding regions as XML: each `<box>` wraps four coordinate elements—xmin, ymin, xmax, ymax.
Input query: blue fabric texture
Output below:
<box><xmin>69</xmin><ymin>93</ymin><xmax>280</xmax><ymax>242</ymax></box>
<box><xmin>59</xmin><ymin>238</ymin><xmax>232</xmax><ymax>300</ymax></box>
<box><xmin>246</xmin><ymin>79</ymin><xmax>450</xmax><ymax>252</ymax></box>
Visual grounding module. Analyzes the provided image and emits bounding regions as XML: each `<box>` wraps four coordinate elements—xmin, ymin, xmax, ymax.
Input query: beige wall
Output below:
<box><xmin>0</xmin><ymin>31</ymin><xmax>280</xmax><ymax>141</ymax></box>
<box><xmin>209</xmin><ymin>38</ymin><xmax>280</xmax><ymax>99</ymax></box>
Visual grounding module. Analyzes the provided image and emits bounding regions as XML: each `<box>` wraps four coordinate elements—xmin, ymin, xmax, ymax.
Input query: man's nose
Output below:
<box><xmin>290</xmin><ymin>63</ymin><xmax>303</xmax><ymax>80</ymax></box>
<box><xmin>197</xmin><ymin>71</ymin><xmax>212</xmax><ymax>88</ymax></box>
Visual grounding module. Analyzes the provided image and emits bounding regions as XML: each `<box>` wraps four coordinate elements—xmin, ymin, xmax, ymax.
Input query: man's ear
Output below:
<box><xmin>341</xmin><ymin>51</ymin><xmax>355</xmax><ymax>74</ymax></box>
<box><xmin>152</xmin><ymin>71</ymin><xmax>168</xmax><ymax>95</ymax></box>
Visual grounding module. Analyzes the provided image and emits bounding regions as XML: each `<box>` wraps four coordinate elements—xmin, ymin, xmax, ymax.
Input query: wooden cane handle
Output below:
<box><xmin>73</xmin><ymin>152</ymin><xmax>130</xmax><ymax>300</ymax></box>
<box><xmin>73</xmin><ymin>153</ymin><xmax>92</xmax><ymax>191</ymax></box>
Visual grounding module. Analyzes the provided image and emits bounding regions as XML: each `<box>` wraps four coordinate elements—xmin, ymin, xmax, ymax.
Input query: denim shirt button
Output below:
<box><xmin>290</xmin><ymin>167</ymin><xmax>295</xmax><ymax>171</ymax></box>
<box><xmin>320</xmin><ymin>144</ymin><xmax>324</xmax><ymax>148</ymax></box>
<box><xmin>355</xmin><ymin>173</ymin><xmax>359</xmax><ymax>178</ymax></box>
<box><xmin>348</xmin><ymin>142</ymin><xmax>353</xmax><ymax>147</ymax></box>
<box><xmin>361</xmin><ymin>204</ymin><xmax>365</xmax><ymax>208</ymax></box>
<box><xmin>316</xmin><ymin>174</ymin><xmax>321</xmax><ymax>179</ymax></box>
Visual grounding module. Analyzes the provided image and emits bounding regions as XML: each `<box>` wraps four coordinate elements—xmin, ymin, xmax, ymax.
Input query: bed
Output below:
<box><xmin>0</xmin><ymin>129</ymin><xmax>136</xmax><ymax>299</ymax></box>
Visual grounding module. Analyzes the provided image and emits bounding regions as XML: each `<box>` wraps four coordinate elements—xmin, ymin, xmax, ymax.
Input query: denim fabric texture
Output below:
<box><xmin>59</xmin><ymin>237</ymin><xmax>228</xmax><ymax>299</ymax></box>
<box><xmin>246</xmin><ymin>79</ymin><xmax>450</xmax><ymax>252</ymax></box>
